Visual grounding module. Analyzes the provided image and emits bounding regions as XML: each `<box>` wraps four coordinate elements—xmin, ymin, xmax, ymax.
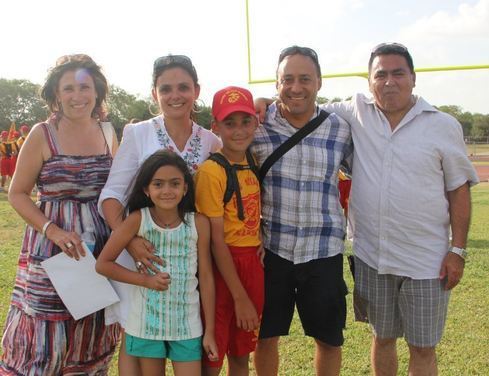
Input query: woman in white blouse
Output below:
<box><xmin>98</xmin><ymin>55</ymin><xmax>221</xmax><ymax>376</ymax></box>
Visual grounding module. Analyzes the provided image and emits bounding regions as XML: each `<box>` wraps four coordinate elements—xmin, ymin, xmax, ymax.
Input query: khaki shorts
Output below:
<box><xmin>354</xmin><ymin>257</ymin><xmax>450</xmax><ymax>347</ymax></box>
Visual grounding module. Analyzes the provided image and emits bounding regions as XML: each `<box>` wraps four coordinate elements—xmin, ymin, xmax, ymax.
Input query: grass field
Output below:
<box><xmin>1</xmin><ymin>184</ymin><xmax>488</xmax><ymax>375</ymax></box>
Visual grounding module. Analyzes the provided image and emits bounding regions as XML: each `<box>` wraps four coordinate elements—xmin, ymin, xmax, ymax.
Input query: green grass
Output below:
<box><xmin>1</xmin><ymin>185</ymin><xmax>488</xmax><ymax>375</ymax></box>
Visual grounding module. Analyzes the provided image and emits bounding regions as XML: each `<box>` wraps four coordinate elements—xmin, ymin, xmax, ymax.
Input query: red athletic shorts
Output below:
<box><xmin>203</xmin><ymin>245</ymin><xmax>264</xmax><ymax>368</ymax></box>
<box><xmin>1</xmin><ymin>157</ymin><xmax>14</xmax><ymax>177</ymax></box>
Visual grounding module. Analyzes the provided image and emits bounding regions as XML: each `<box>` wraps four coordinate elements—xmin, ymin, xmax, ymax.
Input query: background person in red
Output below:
<box><xmin>338</xmin><ymin>168</ymin><xmax>352</xmax><ymax>218</ymax></box>
<box><xmin>0</xmin><ymin>130</ymin><xmax>18</xmax><ymax>191</ymax></box>
<box><xmin>10</xmin><ymin>130</ymin><xmax>21</xmax><ymax>173</ymax></box>
<box><xmin>16</xmin><ymin>124</ymin><xmax>30</xmax><ymax>150</ymax></box>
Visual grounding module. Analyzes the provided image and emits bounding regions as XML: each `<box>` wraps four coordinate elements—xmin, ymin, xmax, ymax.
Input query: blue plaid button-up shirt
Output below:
<box><xmin>251</xmin><ymin>102</ymin><xmax>353</xmax><ymax>264</ymax></box>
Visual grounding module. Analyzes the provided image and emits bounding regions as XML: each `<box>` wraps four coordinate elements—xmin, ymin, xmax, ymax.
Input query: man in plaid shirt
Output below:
<box><xmin>251</xmin><ymin>46</ymin><xmax>352</xmax><ymax>376</ymax></box>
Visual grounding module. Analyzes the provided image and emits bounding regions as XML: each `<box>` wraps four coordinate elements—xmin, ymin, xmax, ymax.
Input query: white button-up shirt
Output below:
<box><xmin>98</xmin><ymin>116</ymin><xmax>221</xmax><ymax>214</ymax></box>
<box><xmin>325</xmin><ymin>94</ymin><xmax>479</xmax><ymax>279</ymax></box>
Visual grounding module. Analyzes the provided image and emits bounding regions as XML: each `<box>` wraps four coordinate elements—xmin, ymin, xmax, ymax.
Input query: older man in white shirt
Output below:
<box><xmin>325</xmin><ymin>43</ymin><xmax>479</xmax><ymax>376</ymax></box>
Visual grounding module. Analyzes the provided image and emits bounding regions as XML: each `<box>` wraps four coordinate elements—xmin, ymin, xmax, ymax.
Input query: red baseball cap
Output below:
<box><xmin>212</xmin><ymin>86</ymin><xmax>256</xmax><ymax>122</ymax></box>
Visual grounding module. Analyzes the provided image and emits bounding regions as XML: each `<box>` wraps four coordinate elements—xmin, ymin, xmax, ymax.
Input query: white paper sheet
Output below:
<box><xmin>104</xmin><ymin>249</ymin><xmax>137</xmax><ymax>327</ymax></box>
<box><xmin>41</xmin><ymin>242</ymin><xmax>120</xmax><ymax>320</ymax></box>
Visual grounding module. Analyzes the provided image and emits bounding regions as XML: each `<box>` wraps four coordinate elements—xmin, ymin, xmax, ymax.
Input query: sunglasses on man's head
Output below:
<box><xmin>371</xmin><ymin>42</ymin><xmax>409</xmax><ymax>55</ymax></box>
<box><xmin>278</xmin><ymin>46</ymin><xmax>319</xmax><ymax>64</ymax></box>
<box><xmin>153</xmin><ymin>55</ymin><xmax>193</xmax><ymax>70</ymax></box>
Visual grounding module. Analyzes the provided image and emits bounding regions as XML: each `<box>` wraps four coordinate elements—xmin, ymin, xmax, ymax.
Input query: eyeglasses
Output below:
<box><xmin>153</xmin><ymin>55</ymin><xmax>193</xmax><ymax>71</ymax></box>
<box><xmin>278</xmin><ymin>46</ymin><xmax>319</xmax><ymax>64</ymax></box>
<box><xmin>371</xmin><ymin>43</ymin><xmax>408</xmax><ymax>55</ymax></box>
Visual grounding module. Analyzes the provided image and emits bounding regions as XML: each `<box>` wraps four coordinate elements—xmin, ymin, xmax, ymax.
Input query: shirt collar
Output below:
<box><xmin>267</xmin><ymin>101</ymin><xmax>320</xmax><ymax>130</ymax></box>
<box><xmin>362</xmin><ymin>94</ymin><xmax>438</xmax><ymax>117</ymax></box>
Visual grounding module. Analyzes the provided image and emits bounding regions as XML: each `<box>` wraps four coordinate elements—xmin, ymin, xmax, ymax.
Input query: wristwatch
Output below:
<box><xmin>449</xmin><ymin>246</ymin><xmax>467</xmax><ymax>260</ymax></box>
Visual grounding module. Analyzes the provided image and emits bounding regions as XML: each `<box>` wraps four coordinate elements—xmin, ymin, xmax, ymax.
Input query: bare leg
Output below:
<box><xmin>139</xmin><ymin>357</ymin><xmax>166</xmax><ymax>376</ymax></box>
<box><xmin>173</xmin><ymin>360</ymin><xmax>201</xmax><ymax>376</ymax></box>
<box><xmin>371</xmin><ymin>337</ymin><xmax>397</xmax><ymax>376</ymax></box>
<box><xmin>228</xmin><ymin>354</ymin><xmax>249</xmax><ymax>376</ymax></box>
<box><xmin>253</xmin><ymin>337</ymin><xmax>279</xmax><ymax>376</ymax></box>
<box><xmin>314</xmin><ymin>339</ymin><xmax>341</xmax><ymax>376</ymax></box>
<box><xmin>119</xmin><ymin>331</ymin><xmax>143</xmax><ymax>376</ymax></box>
<box><xmin>408</xmin><ymin>345</ymin><xmax>437</xmax><ymax>376</ymax></box>
<box><xmin>202</xmin><ymin>365</ymin><xmax>222</xmax><ymax>376</ymax></box>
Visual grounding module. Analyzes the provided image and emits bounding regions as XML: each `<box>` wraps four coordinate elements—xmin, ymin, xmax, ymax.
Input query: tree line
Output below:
<box><xmin>1</xmin><ymin>78</ymin><xmax>488</xmax><ymax>139</ymax></box>
<box><xmin>0</xmin><ymin>78</ymin><xmax>212</xmax><ymax>138</ymax></box>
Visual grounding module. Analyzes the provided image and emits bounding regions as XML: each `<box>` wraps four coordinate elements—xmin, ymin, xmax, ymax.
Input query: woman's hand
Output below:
<box><xmin>45</xmin><ymin>224</ymin><xmax>84</xmax><ymax>260</ymax></box>
<box><xmin>144</xmin><ymin>272</ymin><xmax>171</xmax><ymax>291</ymax></box>
<box><xmin>126</xmin><ymin>236</ymin><xmax>164</xmax><ymax>274</ymax></box>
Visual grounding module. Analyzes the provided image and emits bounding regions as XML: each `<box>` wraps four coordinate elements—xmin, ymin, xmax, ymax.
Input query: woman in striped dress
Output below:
<box><xmin>0</xmin><ymin>54</ymin><xmax>120</xmax><ymax>375</ymax></box>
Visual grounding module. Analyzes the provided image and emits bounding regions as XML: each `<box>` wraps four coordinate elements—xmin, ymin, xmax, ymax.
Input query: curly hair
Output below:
<box><xmin>40</xmin><ymin>54</ymin><xmax>109</xmax><ymax>120</ymax></box>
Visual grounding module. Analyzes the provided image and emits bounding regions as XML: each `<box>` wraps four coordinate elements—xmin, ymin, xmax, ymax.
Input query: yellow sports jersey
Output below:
<box><xmin>16</xmin><ymin>136</ymin><xmax>26</xmax><ymax>150</ymax></box>
<box><xmin>195</xmin><ymin>154</ymin><xmax>261</xmax><ymax>247</ymax></box>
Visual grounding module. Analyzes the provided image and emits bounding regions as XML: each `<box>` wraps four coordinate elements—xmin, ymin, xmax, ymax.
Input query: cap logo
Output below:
<box><xmin>220</xmin><ymin>89</ymin><xmax>249</xmax><ymax>105</ymax></box>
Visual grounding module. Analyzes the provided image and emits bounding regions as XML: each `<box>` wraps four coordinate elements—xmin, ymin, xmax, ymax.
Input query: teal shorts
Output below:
<box><xmin>125</xmin><ymin>333</ymin><xmax>202</xmax><ymax>361</ymax></box>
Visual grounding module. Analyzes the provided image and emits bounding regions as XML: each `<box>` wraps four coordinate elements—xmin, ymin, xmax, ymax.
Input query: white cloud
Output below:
<box><xmin>1</xmin><ymin>0</ymin><xmax>487</xmax><ymax>114</ymax></box>
<box><xmin>400</xmin><ymin>0</ymin><xmax>489</xmax><ymax>39</ymax></box>
<box><xmin>392</xmin><ymin>0</ymin><xmax>489</xmax><ymax>112</ymax></box>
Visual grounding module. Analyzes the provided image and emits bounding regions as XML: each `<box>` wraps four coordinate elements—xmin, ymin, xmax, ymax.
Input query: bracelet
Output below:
<box><xmin>41</xmin><ymin>220</ymin><xmax>53</xmax><ymax>236</ymax></box>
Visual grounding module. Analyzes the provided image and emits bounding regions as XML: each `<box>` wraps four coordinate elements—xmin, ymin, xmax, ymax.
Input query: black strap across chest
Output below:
<box><xmin>258</xmin><ymin>110</ymin><xmax>330</xmax><ymax>183</ymax></box>
<box><xmin>208</xmin><ymin>149</ymin><xmax>259</xmax><ymax>221</ymax></box>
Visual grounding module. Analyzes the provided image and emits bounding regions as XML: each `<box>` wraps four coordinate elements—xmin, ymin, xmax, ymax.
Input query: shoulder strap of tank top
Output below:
<box><xmin>100</xmin><ymin>122</ymin><xmax>115</xmax><ymax>156</ymax></box>
<box><xmin>40</xmin><ymin>122</ymin><xmax>60</xmax><ymax>156</ymax></box>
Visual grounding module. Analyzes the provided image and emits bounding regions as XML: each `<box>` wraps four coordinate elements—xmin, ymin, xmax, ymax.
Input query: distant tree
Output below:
<box><xmin>106</xmin><ymin>85</ymin><xmax>152</xmax><ymax>137</ymax></box>
<box><xmin>316</xmin><ymin>96</ymin><xmax>328</xmax><ymax>104</ymax></box>
<box><xmin>194</xmin><ymin>104</ymin><xmax>212</xmax><ymax>129</ymax></box>
<box><xmin>0</xmin><ymin>79</ymin><xmax>48</xmax><ymax>130</ymax></box>
<box><xmin>316</xmin><ymin>96</ymin><xmax>350</xmax><ymax>105</ymax></box>
<box><xmin>437</xmin><ymin>105</ymin><xmax>473</xmax><ymax>137</ymax></box>
<box><xmin>471</xmin><ymin>113</ymin><xmax>489</xmax><ymax>139</ymax></box>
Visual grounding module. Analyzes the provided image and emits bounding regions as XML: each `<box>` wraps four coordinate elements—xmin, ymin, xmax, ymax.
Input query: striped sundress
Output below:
<box><xmin>0</xmin><ymin>121</ymin><xmax>120</xmax><ymax>375</ymax></box>
<box><xmin>125</xmin><ymin>209</ymin><xmax>202</xmax><ymax>341</ymax></box>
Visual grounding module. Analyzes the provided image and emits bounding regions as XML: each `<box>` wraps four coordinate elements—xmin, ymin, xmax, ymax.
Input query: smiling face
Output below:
<box><xmin>276</xmin><ymin>54</ymin><xmax>322</xmax><ymax>125</ymax></box>
<box><xmin>369</xmin><ymin>54</ymin><xmax>416</xmax><ymax>117</ymax></box>
<box><xmin>152</xmin><ymin>67</ymin><xmax>200</xmax><ymax>121</ymax></box>
<box><xmin>56</xmin><ymin>69</ymin><xmax>97</xmax><ymax>121</ymax></box>
<box><xmin>212</xmin><ymin>111</ymin><xmax>258</xmax><ymax>161</ymax></box>
<box><xmin>144</xmin><ymin>165</ymin><xmax>188</xmax><ymax>212</ymax></box>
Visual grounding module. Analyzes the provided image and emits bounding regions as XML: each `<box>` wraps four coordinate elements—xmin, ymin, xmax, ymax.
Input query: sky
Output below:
<box><xmin>1</xmin><ymin>0</ymin><xmax>488</xmax><ymax>114</ymax></box>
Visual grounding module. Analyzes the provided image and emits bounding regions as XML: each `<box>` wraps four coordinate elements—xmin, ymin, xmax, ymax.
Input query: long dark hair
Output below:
<box><xmin>125</xmin><ymin>150</ymin><xmax>196</xmax><ymax>222</ymax></box>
